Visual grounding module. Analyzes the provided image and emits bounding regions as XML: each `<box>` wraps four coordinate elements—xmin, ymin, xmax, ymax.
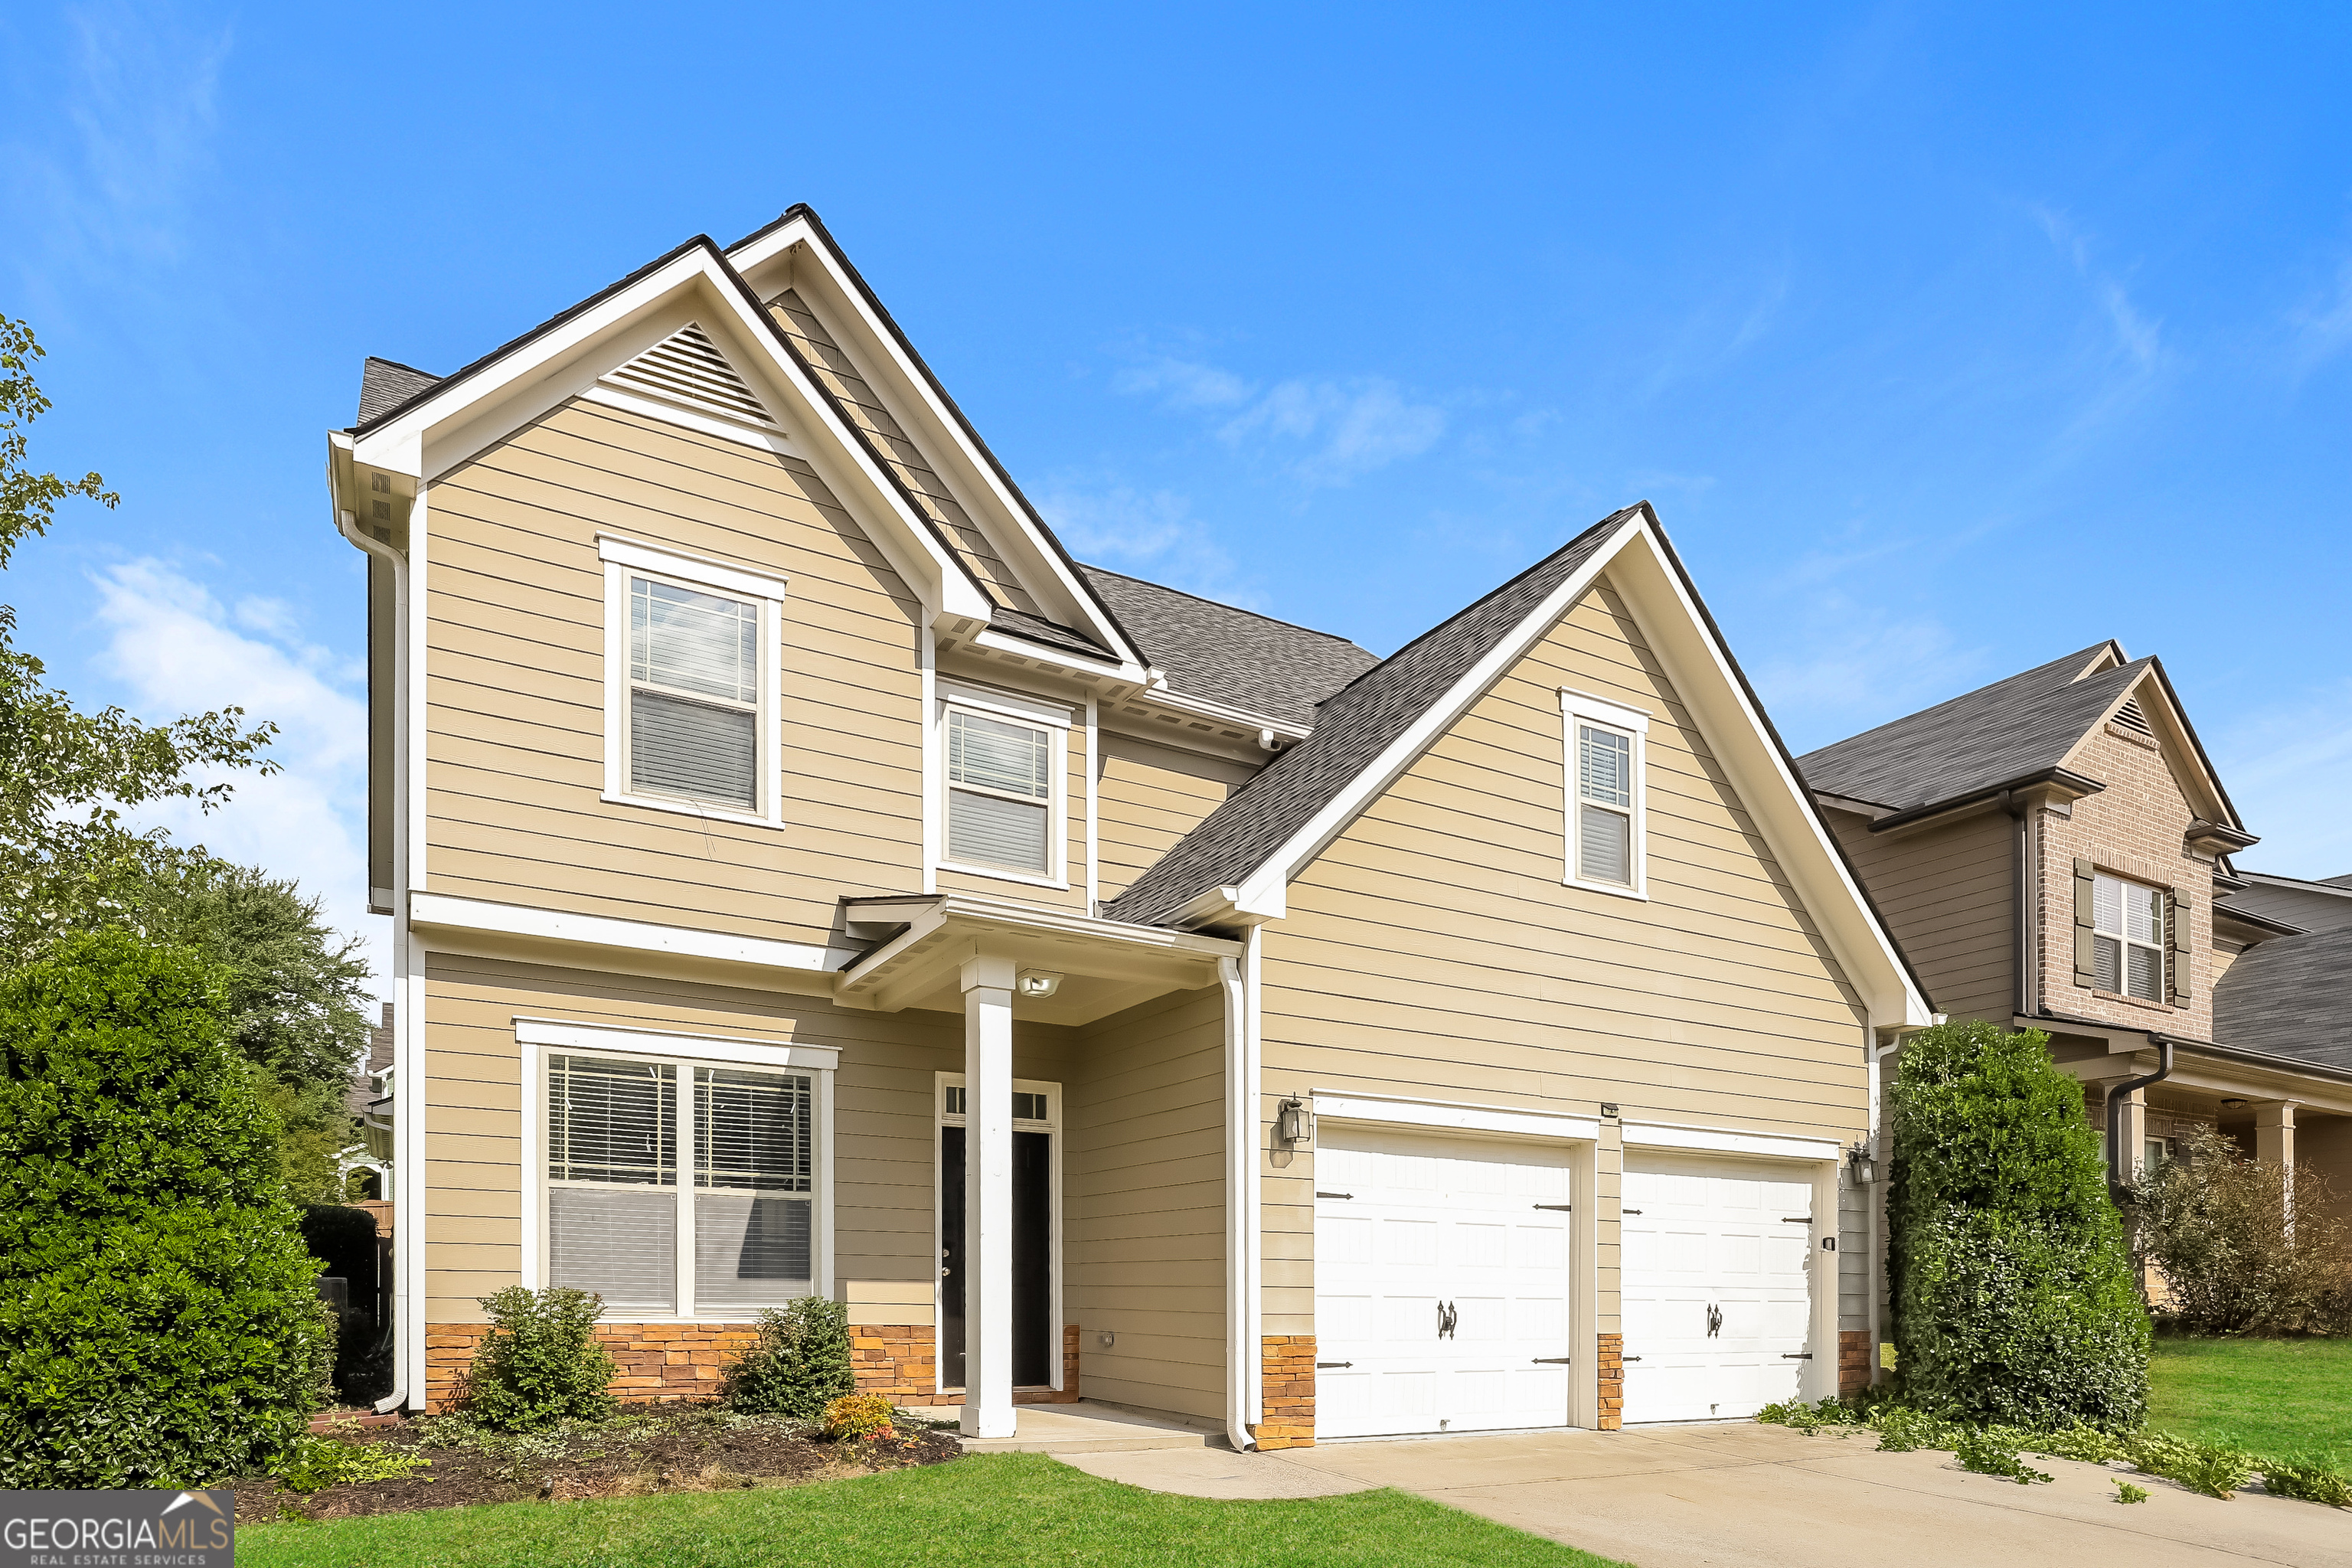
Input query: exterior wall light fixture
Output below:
<box><xmin>1276</xmin><ymin>1097</ymin><xmax>1312</xmax><ymax>1146</ymax></box>
<box><xmin>1016</xmin><ymin>970</ymin><xmax>1063</xmax><ymax>998</ymax></box>
<box><xmin>1846</xmin><ymin>1139</ymin><xmax>1877</xmax><ymax>1187</ymax></box>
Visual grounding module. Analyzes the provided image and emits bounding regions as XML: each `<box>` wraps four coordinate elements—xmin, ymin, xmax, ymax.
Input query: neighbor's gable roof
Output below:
<box><xmin>1109</xmin><ymin>504</ymin><xmax>1934</xmax><ymax>1025</ymax></box>
<box><xmin>2213</xmin><ymin>925</ymin><xmax>2352</xmax><ymax>1074</ymax></box>
<box><xmin>1080</xmin><ymin>566</ymin><xmax>1381</xmax><ymax>728</ymax></box>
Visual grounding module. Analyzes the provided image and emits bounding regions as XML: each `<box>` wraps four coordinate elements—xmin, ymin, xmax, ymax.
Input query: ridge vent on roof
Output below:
<box><xmin>602</xmin><ymin>322</ymin><xmax>779</xmax><ymax>430</ymax></box>
<box><xmin>2112</xmin><ymin>695</ymin><xmax>2154</xmax><ymax>737</ymax></box>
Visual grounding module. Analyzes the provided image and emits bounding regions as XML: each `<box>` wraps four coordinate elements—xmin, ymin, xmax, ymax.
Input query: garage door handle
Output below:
<box><xmin>1782</xmin><ymin>1216</ymin><xmax>1812</xmax><ymax>1223</ymax></box>
<box><xmin>1781</xmin><ymin>1352</ymin><xmax>1815</xmax><ymax>1360</ymax></box>
<box><xmin>1622</xmin><ymin>1356</ymin><xmax>1642</xmax><ymax>1362</ymax></box>
<box><xmin>1316</xmin><ymin>1191</ymin><xmax>1354</xmax><ymax>1199</ymax></box>
<box><xmin>1530</xmin><ymin>1357</ymin><xmax>1573</xmax><ymax>1364</ymax></box>
<box><xmin>1316</xmin><ymin>1361</ymin><xmax>1353</xmax><ymax>1369</ymax></box>
<box><xmin>1532</xmin><ymin>1204</ymin><xmax>1572</xmax><ymax>1211</ymax></box>
<box><xmin>1620</xmin><ymin>1208</ymin><xmax>1642</xmax><ymax>1215</ymax></box>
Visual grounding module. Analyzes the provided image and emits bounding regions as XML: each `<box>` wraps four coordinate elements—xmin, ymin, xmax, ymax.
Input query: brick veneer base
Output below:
<box><xmin>1256</xmin><ymin>1334</ymin><xmax>1315</xmax><ymax>1449</ymax></box>
<box><xmin>1838</xmin><ymin>1330</ymin><xmax>1872</xmax><ymax>1397</ymax></box>
<box><xmin>426</xmin><ymin>1321</ymin><xmax>1079</xmax><ymax>1413</ymax></box>
<box><xmin>1596</xmin><ymin>1332</ymin><xmax>1624</xmax><ymax>1430</ymax></box>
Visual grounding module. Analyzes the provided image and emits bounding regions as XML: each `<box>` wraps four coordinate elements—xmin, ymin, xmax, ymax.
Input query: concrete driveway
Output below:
<box><xmin>1060</xmin><ymin>1422</ymin><xmax>2352</xmax><ymax>1567</ymax></box>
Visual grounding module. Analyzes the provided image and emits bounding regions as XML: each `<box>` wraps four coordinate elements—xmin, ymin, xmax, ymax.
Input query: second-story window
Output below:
<box><xmin>1560</xmin><ymin>688</ymin><xmax>1650</xmax><ymax>897</ymax></box>
<box><xmin>629</xmin><ymin>576</ymin><xmax>759</xmax><ymax>810</ymax></box>
<box><xmin>937</xmin><ymin>681</ymin><xmax>1070</xmax><ymax>885</ymax></box>
<box><xmin>2092</xmin><ymin>872</ymin><xmax>2165</xmax><ymax>1001</ymax></box>
<box><xmin>598</xmin><ymin>533</ymin><xmax>787</xmax><ymax>827</ymax></box>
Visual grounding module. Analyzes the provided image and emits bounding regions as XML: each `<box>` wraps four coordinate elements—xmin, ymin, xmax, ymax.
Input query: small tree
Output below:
<box><xmin>722</xmin><ymin>1295</ymin><xmax>855</xmax><ymax>1418</ymax></box>
<box><xmin>2132</xmin><ymin>1129</ymin><xmax>2352</xmax><ymax>1335</ymax></box>
<box><xmin>1888</xmin><ymin>1021</ymin><xmax>2149</xmax><ymax>1429</ymax></box>
<box><xmin>0</xmin><ymin>929</ymin><xmax>333</xmax><ymax>1486</ymax></box>
<box><xmin>459</xmin><ymin>1287</ymin><xmax>616</xmax><ymax>1430</ymax></box>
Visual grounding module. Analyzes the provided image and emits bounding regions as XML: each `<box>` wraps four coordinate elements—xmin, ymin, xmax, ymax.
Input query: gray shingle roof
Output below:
<box><xmin>987</xmin><ymin>606</ymin><xmax>1114</xmax><ymax>661</ymax></box>
<box><xmin>1079</xmin><ymin>567</ymin><xmax>1380</xmax><ymax>729</ymax></box>
<box><xmin>2212</xmin><ymin>926</ymin><xmax>2352</xmax><ymax>1074</ymax></box>
<box><xmin>2222</xmin><ymin>871</ymin><xmax>2352</xmax><ymax>934</ymax></box>
<box><xmin>1795</xmin><ymin>644</ymin><xmax>2147</xmax><ymax>813</ymax></box>
<box><xmin>357</xmin><ymin>358</ymin><xmax>443</xmax><ymax>426</ymax></box>
<box><xmin>1105</xmin><ymin>509</ymin><xmax>1633</xmax><ymax>926</ymax></box>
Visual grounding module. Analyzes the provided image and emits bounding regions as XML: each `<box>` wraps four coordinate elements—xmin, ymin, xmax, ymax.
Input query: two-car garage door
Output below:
<box><xmin>1313</xmin><ymin>1127</ymin><xmax>1576</xmax><ymax>1439</ymax></box>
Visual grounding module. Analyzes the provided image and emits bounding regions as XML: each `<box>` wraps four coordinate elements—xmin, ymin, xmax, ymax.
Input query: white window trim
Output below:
<box><xmin>521</xmin><ymin>1021</ymin><xmax>834</xmax><ymax>1322</ymax></box>
<box><xmin>598</xmin><ymin>532</ymin><xmax>787</xmax><ymax>829</ymax></box>
<box><xmin>2090</xmin><ymin>871</ymin><xmax>2167</xmax><ymax>1003</ymax></box>
<box><xmin>1560</xmin><ymin>687</ymin><xmax>1651</xmax><ymax>900</ymax></box>
<box><xmin>934</xmin><ymin>1071</ymin><xmax>1063</xmax><ymax>1393</ymax></box>
<box><xmin>936</xmin><ymin>681</ymin><xmax>1073</xmax><ymax>890</ymax></box>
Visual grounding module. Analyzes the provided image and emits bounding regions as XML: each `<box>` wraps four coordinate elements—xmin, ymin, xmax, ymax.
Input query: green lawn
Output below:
<box><xmin>238</xmin><ymin>1452</ymin><xmax>1625</xmax><ymax>1568</ymax></box>
<box><xmin>2149</xmin><ymin>1337</ymin><xmax>2352</xmax><ymax>1468</ymax></box>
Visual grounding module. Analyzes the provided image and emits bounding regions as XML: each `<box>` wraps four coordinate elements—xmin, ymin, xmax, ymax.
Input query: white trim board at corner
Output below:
<box><xmin>408</xmin><ymin>892</ymin><xmax>844</xmax><ymax>972</ymax></box>
<box><xmin>514</xmin><ymin>1015</ymin><xmax>839</xmax><ymax>1071</ymax></box>
<box><xmin>1620</xmin><ymin>1120</ymin><xmax>1841</xmax><ymax>1162</ymax></box>
<box><xmin>1314</xmin><ymin>1091</ymin><xmax>1601</xmax><ymax>1144</ymax></box>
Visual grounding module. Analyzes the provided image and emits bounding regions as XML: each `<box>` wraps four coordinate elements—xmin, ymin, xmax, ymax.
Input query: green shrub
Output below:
<box><xmin>458</xmin><ymin>1287</ymin><xmax>615</xmax><ymax>1431</ymax></box>
<box><xmin>721</xmin><ymin>1295</ymin><xmax>854</xmax><ymax>1418</ymax></box>
<box><xmin>2131</xmin><ymin>1128</ymin><xmax>2352</xmax><ymax>1336</ymax></box>
<box><xmin>2260</xmin><ymin>1460</ymin><xmax>2352</xmax><ymax>1508</ymax></box>
<box><xmin>276</xmin><ymin>1433</ymin><xmax>430</xmax><ymax>1492</ymax></box>
<box><xmin>1954</xmin><ymin>1427</ymin><xmax>2052</xmax><ymax>1485</ymax></box>
<box><xmin>822</xmin><ymin>1392</ymin><xmax>897</xmax><ymax>1440</ymax></box>
<box><xmin>1888</xmin><ymin>1021</ymin><xmax>2148</xmax><ymax>1429</ymax></box>
<box><xmin>0</xmin><ymin>929</ymin><xmax>334</xmax><ymax>1486</ymax></box>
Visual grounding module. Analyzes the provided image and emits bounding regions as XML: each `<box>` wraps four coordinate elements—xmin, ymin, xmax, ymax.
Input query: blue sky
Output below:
<box><xmin>5</xmin><ymin>2</ymin><xmax>2350</xmax><ymax>988</ymax></box>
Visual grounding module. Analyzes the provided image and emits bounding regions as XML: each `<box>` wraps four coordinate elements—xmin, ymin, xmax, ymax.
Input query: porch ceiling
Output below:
<box><xmin>834</xmin><ymin>893</ymin><xmax>1240</xmax><ymax>1024</ymax></box>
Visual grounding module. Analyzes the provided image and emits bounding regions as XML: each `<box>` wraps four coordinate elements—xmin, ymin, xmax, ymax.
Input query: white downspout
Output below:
<box><xmin>336</xmin><ymin>505</ymin><xmax>415</xmax><ymax>1415</ymax></box>
<box><xmin>1220</xmin><ymin>929</ymin><xmax>1263</xmax><ymax>1452</ymax></box>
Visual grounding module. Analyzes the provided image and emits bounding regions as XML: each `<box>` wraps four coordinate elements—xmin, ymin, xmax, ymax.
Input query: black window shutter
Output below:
<box><xmin>2169</xmin><ymin>890</ymin><xmax>2193</xmax><ymax>1004</ymax></box>
<box><xmin>2073</xmin><ymin>857</ymin><xmax>2099</xmax><ymax>986</ymax></box>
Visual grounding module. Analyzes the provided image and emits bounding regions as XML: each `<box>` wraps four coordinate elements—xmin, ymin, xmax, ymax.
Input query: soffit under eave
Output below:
<box><xmin>730</xmin><ymin>224</ymin><xmax>1142</xmax><ymax>668</ymax></box>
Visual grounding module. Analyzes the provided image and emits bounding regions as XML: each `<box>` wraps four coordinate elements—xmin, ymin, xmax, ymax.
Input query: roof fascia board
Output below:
<box><xmin>1229</xmin><ymin>511</ymin><xmax>1646</xmax><ymax>922</ymax></box>
<box><xmin>1864</xmin><ymin>767</ymin><xmax>2105</xmax><ymax>838</ymax></box>
<box><xmin>1601</xmin><ymin>522</ymin><xmax>1932</xmax><ymax>1026</ymax></box>
<box><xmin>730</xmin><ymin>213</ymin><xmax>1145</xmax><ymax>670</ymax></box>
<box><xmin>348</xmin><ymin>240</ymin><xmax>991</xmax><ymax>623</ymax></box>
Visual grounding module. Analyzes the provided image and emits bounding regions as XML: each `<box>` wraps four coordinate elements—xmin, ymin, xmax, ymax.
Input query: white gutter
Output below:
<box><xmin>1220</xmin><ymin>930</ymin><xmax>1263</xmax><ymax>1452</ymax></box>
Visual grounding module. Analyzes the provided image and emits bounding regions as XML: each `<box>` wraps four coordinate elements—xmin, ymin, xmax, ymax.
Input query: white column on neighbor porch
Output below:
<box><xmin>961</xmin><ymin>954</ymin><xmax>1018</xmax><ymax>1439</ymax></box>
<box><xmin>2252</xmin><ymin>1101</ymin><xmax>2298</xmax><ymax>1170</ymax></box>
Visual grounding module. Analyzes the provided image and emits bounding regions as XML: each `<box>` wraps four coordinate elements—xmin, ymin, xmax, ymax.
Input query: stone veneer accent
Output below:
<box><xmin>851</xmin><ymin>1324</ymin><xmax>1081</xmax><ymax>1408</ymax></box>
<box><xmin>423</xmin><ymin>1322</ymin><xmax>762</xmax><ymax>1413</ymax></box>
<box><xmin>1256</xmin><ymin>1334</ymin><xmax>1316</xmax><ymax>1449</ymax></box>
<box><xmin>1596</xmin><ymin>1333</ymin><xmax>1624</xmax><ymax>1430</ymax></box>
<box><xmin>1838</xmin><ymin>1330</ymin><xmax>1871</xmax><ymax>1397</ymax></box>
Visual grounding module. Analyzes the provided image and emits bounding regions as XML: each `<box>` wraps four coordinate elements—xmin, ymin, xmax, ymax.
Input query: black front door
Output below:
<box><xmin>940</xmin><ymin>1125</ymin><xmax>1053</xmax><ymax>1389</ymax></box>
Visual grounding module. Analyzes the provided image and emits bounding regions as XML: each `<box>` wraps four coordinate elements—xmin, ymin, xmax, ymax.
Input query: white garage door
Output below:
<box><xmin>1621</xmin><ymin>1151</ymin><xmax>1817</xmax><ymax>1423</ymax></box>
<box><xmin>1314</xmin><ymin>1126</ymin><xmax>1575</xmax><ymax>1439</ymax></box>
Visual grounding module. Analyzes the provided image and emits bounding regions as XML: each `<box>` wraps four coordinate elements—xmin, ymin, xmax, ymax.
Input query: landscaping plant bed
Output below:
<box><xmin>234</xmin><ymin>1403</ymin><xmax>960</xmax><ymax>1522</ymax></box>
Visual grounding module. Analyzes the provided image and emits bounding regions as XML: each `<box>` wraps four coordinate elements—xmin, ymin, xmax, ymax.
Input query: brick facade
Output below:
<box><xmin>850</xmin><ymin>1323</ymin><xmax>1081</xmax><ymax>1408</ymax></box>
<box><xmin>1596</xmin><ymin>1332</ymin><xmax>1623</xmax><ymax>1430</ymax></box>
<box><xmin>1838</xmin><ymin>1329</ymin><xmax>1871</xmax><ymax>1397</ymax></box>
<box><xmin>1256</xmin><ymin>1334</ymin><xmax>1316</xmax><ymax>1449</ymax></box>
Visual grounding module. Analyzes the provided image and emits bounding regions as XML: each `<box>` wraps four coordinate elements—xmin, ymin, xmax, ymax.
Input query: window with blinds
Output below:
<box><xmin>2092</xmin><ymin>872</ymin><xmax>2166</xmax><ymax>1001</ymax></box>
<box><xmin>627</xmin><ymin>575</ymin><xmax>760</xmax><ymax>811</ymax></box>
<box><xmin>545</xmin><ymin>1054</ymin><xmax>817</xmax><ymax>1315</ymax></box>
<box><xmin>1575</xmin><ymin>722</ymin><xmax>1635</xmax><ymax>886</ymax></box>
<box><xmin>945</xmin><ymin>707</ymin><xmax>1053</xmax><ymax>874</ymax></box>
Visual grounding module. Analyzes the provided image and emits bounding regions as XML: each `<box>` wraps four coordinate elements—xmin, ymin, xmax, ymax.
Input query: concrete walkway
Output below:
<box><xmin>1060</xmin><ymin>1423</ymin><xmax>2352</xmax><ymax>1567</ymax></box>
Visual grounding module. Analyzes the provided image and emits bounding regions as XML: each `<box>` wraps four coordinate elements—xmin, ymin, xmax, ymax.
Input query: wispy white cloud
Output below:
<box><xmin>1036</xmin><ymin>482</ymin><xmax>1262</xmax><ymax>609</ymax></box>
<box><xmin>88</xmin><ymin>558</ymin><xmax>381</xmax><ymax>991</ymax></box>
<box><xmin>2288</xmin><ymin>254</ymin><xmax>2352</xmax><ymax>371</ymax></box>
<box><xmin>2209</xmin><ymin>679</ymin><xmax>2352</xmax><ymax>877</ymax></box>
<box><xmin>2033</xmin><ymin>205</ymin><xmax>2166</xmax><ymax>375</ymax></box>
<box><xmin>1641</xmin><ymin>268</ymin><xmax>1792</xmax><ymax>398</ymax></box>
<box><xmin>1749</xmin><ymin>599</ymin><xmax>1989</xmax><ymax>754</ymax></box>
<box><xmin>1112</xmin><ymin>352</ymin><xmax>1449</xmax><ymax>486</ymax></box>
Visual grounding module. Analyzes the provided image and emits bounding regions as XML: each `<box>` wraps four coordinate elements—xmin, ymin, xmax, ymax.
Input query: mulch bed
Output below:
<box><xmin>233</xmin><ymin>1404</ymin><xmax>961</xmax><ymax>1523</ymax></box>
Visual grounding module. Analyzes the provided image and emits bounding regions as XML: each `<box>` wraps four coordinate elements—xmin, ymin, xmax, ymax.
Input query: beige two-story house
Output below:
<box><xmin>1797</xmin><ymin>645</ymin><xmax>2352</xmax><ymax>1240</ymax></box>
<box><xmin>328</xmin><ymin>206</ymin><xmax>1931</xmax><ymax>1447</ymax></box>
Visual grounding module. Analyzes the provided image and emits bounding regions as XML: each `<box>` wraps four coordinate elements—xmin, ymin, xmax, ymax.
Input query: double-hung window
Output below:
<box><xmin>2091</xmin><ymin>871</ymin><xmax>2167</xmax><ymax>1002</ymax></box>
<box><xmin>939</xmin><ymin>683</ymin><xmax>1068</xmax><ymax>884</ymax></box>
<box><xmin>530</xmin><ymin>1021</ymin><xmax>835</xmax><ymax>1318</ymax></box>
<box><xmin>1560</xmin><ymin>688</ymin><xmax>1649</xmax><ymax>897</ymax></box>
<box><xmin>599</xmin><ymin>534</ymin><xmax>786</xmax><ymax>826</ymax></box>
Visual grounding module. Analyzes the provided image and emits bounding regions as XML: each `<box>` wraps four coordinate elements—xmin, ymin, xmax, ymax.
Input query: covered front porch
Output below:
<box><xmin>835</xmin><ymin>893</ymin><xmax>1247</xmax><ymax>1440</ymax></box>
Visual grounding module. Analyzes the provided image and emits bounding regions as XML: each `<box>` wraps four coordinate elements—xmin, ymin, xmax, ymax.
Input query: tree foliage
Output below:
<box><xmin>1888</xmin><ymin>1020</ymin><xmax>2149</xmax><ymax>1429</ymax></box>
<box><xmin>2131</xmin><ymin>1127</ymin><xmax>2352</xmax><ymax>1335</ymax></box>
<box><xmin>0</xmin><ymin>929</ymin><xmax>334</xmax><ymax>1486</ymax></box>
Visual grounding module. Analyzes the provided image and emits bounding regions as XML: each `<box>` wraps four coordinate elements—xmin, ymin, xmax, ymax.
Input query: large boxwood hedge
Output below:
<box><xmin>0</xmin><ymin>929</ymin><xmax>334</xmax><ymax>1485</ymax></box>
<box><xmin>1888</xmin><ymin>1019</ymin><xmax>2148</xmax><ymax>1429</ymax></box>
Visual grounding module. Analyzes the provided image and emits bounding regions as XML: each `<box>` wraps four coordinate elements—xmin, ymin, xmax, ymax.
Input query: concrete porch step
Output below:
<box><xmin>959</xmin><ymin>1402</ymin><xmax>1220</xmax><ymax>1455</ymax></box>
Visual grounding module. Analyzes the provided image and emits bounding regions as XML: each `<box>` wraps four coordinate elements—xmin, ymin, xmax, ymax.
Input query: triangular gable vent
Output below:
<box><xmin>602</xmin><ymin>322</ymin><xmax>779</xmax><ymax>430</ymax></box>
<box><xmin>2112</xmin><ymin>695</ymin><xmax>2154</xmax><ymax>737</ymax></box>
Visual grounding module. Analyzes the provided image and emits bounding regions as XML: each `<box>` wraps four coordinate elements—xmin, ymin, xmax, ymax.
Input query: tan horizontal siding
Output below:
<box><xmin>423</xmin><ymin>397</ymin><xmax>926</xmax><ymax>946</ymax></box>
<box><xmin>1096</xmin><ymin>746</ymin><xmax>1233</xmax><ymax>903</ymax></box>
<box><xmin>1262</xmin><ymin>575</ymin><xmax>1870</xmax><ymax>1335</ymax></box>
<box><xmin>1824</xmin><ymin>807</ymin><xmax>2014</xmax><ymax>1024</ymax></box>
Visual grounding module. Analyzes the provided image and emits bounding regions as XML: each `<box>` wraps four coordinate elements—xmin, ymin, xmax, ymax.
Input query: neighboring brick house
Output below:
<box><xmin>327</xmin><ymin>204</ymin><xmax>1932</xmax><ymax>1445</ymax></box>
<box><xmin>1796</xmin><ymin>644</ymin><xmax>2352</xmax><ymax>1295</ymax></box>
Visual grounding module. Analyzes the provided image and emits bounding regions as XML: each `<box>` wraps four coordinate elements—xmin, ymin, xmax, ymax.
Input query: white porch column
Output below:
<box><xmin>2252</xmin><ymin>1101</ymin><xmax>2298</xmax><ymax>1171</ymax></box>
<box><xmin>960</xmin><ymin>954</ymin><xmax>1018</xmax><ymax>1439</ymax></box>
